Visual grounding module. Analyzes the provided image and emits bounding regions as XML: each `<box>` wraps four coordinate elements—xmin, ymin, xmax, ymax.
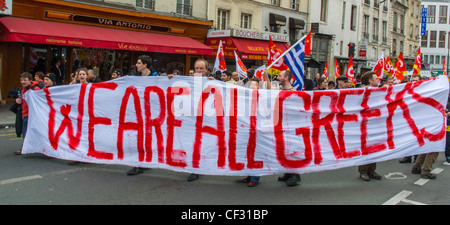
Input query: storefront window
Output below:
<box><xmin>29</xmin><ymin>46</ymin><xmax>48</xmax><ymax>75</ymax></box>
<box><xmin>132</xmin><ymin>52</ymin><xmax>186</xmax><ymax>75</ymax></box>
<box><xmin>71</xmin><ymin>48</ymin><xmax>116</xmax><ymax>81</ymax></box>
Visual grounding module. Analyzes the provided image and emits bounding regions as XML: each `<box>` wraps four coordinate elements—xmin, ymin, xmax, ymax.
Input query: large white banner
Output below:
<box><xmin>23</xmin><ymin>76</ymin><xmax>449</xmax><ymax>176</ymax></box>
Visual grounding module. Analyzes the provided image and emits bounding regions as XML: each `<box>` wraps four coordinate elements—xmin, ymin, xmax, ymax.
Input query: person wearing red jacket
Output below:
<box><xmin>15</xmin><ymin>72</ymin><xmax>40</xmax><ymax>155</ymax></box>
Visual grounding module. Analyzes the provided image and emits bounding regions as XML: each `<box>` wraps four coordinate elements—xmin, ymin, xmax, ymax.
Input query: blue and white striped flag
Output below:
<box><xmin>283</xmin><ymin>40</ymin><xmax>305</xmax><ymax>91</ymax></box>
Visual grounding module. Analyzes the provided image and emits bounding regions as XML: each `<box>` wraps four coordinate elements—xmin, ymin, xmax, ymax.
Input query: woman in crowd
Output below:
<box><xmin>314</xmin><ymin>77</ymin><xmax>328</xmax><ymax>90</ymax></box>
<box><xmin>78</xmin><ymin>68</ymin><xmax>89</xmax><ymax>84</ymax></box>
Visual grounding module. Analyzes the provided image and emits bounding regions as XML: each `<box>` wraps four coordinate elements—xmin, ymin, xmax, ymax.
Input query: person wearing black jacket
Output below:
<box><xmin>8</xmin><ymin>87</ymin><xmax>22</xmax><ymax>138</ymax></box>
<box><xmin>50</xmin><ymin>57</ymin><xmax>64</xmax><ymax>85</ymax></box>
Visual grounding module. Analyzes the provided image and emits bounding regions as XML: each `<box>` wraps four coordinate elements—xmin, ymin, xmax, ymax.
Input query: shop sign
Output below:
<box><xmin>421</xmin><ymin>8</ymin><xmax>427</xmax><ymax>36</ymax></box>
<box><xmin>233</xmin><ymin>29</ymin><xmax>288</xmax><ymax>42</ymax></box>
<box><xmin>359</xmin><ymin>50</ymin><xmax>367</xmax><ymax>58</ymax></box>
<box><xmin>207</xmin><ymin>30</ymin><xmax>231</xmax><ymax>38</ymax></box>
<box><xmin>208</xmin><ymin>29</ymin><xmax>288</xmax><ymax>43</ymax></box>
<box><xmin>0</xmin><ymin>0</ymin><xmax>12</xmax><ymax>15</ymax></box>
<box><xmin>72</xmin><ymin>15</ymin><xmax>183</xmax><ymax>34</ymax></box>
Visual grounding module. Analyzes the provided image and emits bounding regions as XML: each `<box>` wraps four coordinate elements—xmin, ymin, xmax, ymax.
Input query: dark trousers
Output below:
<box><xmin>445</xmin><ymin>131</ymin><xmax>450</xmax><ymax>160</ymax></box>
<box><xmin>358</xmin><ymin>163</ymin><xmax>376</xmax><ymax>174</ymax></box>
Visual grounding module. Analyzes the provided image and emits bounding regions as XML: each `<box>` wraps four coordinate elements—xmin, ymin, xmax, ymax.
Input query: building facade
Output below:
<box><xmin>421</xmin><ymin>0</ymin><xmax>450</xmax><ymax>75</ymax></box>
<box><xmin>0</xmin><ymin>0</ymin><xmax>213</xmax><ymax>101</ymax></box>
<box><xmin>205</xmin><ymin>0</ymin><xmax>308</xmax><ymax>73</ymax></box>
<box><xmin>309</xmin><ymin>0</ymin><xmax>361</xmax><ymax>77</ymax></box>
<box><xmin>404</xmin><ymin>0</ymin><xmax>422</xmax><ymax>65</ymax></box>
<box><xmin>357</xmin><ymin>0</ymin><xmax>421</xmax><ymax>75</ymax></box>
<box><xmin>360</xmin><ymin>0</ymin><xmax>390</xmax><ymax>73</ymax></box>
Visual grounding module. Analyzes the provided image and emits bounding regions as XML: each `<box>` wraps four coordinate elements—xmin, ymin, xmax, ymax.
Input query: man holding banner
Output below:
<box><xmin>358</xmin><ymin>71</ymin><xmax>382</xmax><ymax>181</ymax></box>
<box><xmin>276</xmin><ymin>70</ymin><xmax>301</xmax><ymax>186</ymax></box>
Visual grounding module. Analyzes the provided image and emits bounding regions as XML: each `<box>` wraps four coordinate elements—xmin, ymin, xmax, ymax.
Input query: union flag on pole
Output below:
<box><xmin>393</xmin><ymin>52</ymin><xmax>406</xmax><ymax>83</ymax></box>
<box><xmin>213</xmin><ymin>40</ymin><xmax>227</xmax><ymax>73</ymax></box>
<box><xmin>443</xmin><ymin>57</ymin><xmax>447</xmax><ymax>76</ymax></box>
<box><xmin>234</xmin><ymin>51</ymin><xmax>248</xmax><ymax>78</ymax></box>
<box><xmin>267</xmin><ymin>36</ymin><xmax>288</xmax><ymax>77</ymax></box>
<box><xmin>322</xmin><ymin>59</ymin><xmax>329</xmax><ymax>80</ymax></box>
<box><xmin>335</xmin><ymin>58</ymin><xmax>341</xmax><ymax>80</ymax></box>
<box><xmin>413</xmin><ymin>47</ymin><xmax>422</xmax><ymax>76</ymax></box>
<box><xmin>345</xmin><ymin>55</ymin><xmax>355</xmax><ymax>84</ymax></box>
<box><xmin>305</xmin><ymin>31</ymin><xmax>311</xmax><ymax>55</ymax></box>
<box><xmin>255</xmin><ymin>65</ymin><xmax>266</xmax><ymax>81</ymax></box>
<box><xmin>372</xmin><ymin>53</ymin><xmax>385</xmax><ymax>79</ymax></box>
<box><xmin>384</xmin><ymin>56</ymin><xmax>395</xmax><ymax>77</ymax></box>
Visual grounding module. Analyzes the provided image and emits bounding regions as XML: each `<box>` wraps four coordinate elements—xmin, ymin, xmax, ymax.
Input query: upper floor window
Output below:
<box><xmin>439</xmin><ymin>5</ymin><xmax>447</xmax><ymax>24</ymax></box>
<box><xmin>291</xmin><ymin>0</ymin><xmax>299</xmax><ymax>11</ymax></box>
<box><xmin>427</xmin><ymin>5</ymin><xmax>436</xmax><ymax>24</ymax></box>
<box><xmin>177</xmin><ymin>0</ymin><xmax>192</xmax><ymax>16</ymax></box>
<box><xmin>241</xmin><ymin>13</ymin><xmax>252</xmax><ymax>29</ymax></box>
<box><xmin>217</xmin><ymin>9</ymin><xmax>229</xmax><ymax>30</ymax></box>
<box><xmin>320</xmin><ymin>0</ymin><xmax>328</xmax><ymax>22</ymax></box>
<box><xmin>136</xmin><ymin>0</ymin><xmax>154</xmax><ymax>10</ymax></box>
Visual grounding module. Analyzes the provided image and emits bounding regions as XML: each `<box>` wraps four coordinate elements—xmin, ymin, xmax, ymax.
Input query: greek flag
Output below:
<box><xmin>283</xmin><ymin>40</ymin><xmax>305</xmax><ymax>91</ymax></box>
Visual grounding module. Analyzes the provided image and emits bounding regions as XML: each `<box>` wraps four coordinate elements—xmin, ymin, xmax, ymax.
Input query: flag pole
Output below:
<box><xmin>265</xmin><ymin>34</ymin><xmax>308</xmax><ymax>71</ymax></box>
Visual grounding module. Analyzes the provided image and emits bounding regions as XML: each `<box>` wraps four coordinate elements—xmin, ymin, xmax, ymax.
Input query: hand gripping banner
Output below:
<box><xmin>23</xmin><ymin>76</ymin><xmax>449</xmax><ymax>176</ymax></box>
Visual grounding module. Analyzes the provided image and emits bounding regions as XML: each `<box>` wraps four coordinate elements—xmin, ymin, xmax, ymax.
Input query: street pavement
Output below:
<box><xmin>0</xmin><ymin>102</ymin><xmax>15</xmax><ymax>128</ymax></box>
<box><xmin>1</xmin><ymin>123</ymin><xmax>450</xmax><ymax>206</ymax></box>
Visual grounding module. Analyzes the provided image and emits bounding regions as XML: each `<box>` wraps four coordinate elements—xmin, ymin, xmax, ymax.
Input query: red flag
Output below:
<box><xmin>322</xmin><ymin>59</ymin><xmax>329</xmax><ymax>80</ymax></box>
<box><xmin>372</xmin><ymin>54</ymin><xmax>385</xmax><ymax>79</ymax></box>
<box><xmin>213</xmin><ymin>40</ymin><xmax>227</xmax><ymax>72</ymax></box>
<box><xmin>268</xmin><ymin>36</ymin><xmax>288</xmax><ymax>72</ymax></box>
<box><xmin>255</xmin><ymin>65</ymin><xmax>266</xmax><ymax>81</ymax></box>
<box><xmin>305</xmin><ymin>31</ymin><xmax>311</xmax><ymax>55</ymax></box>
<box><xmin>234</xmin><ymin>51</ymin><xmax>248</xmax><ymax>78</ymax></box>
<box><xmin>384</xmin><ymin>56</ymin><xmax>395</xmax><ymax>77</ymax></box>
<box><xmin>393</xmin><ymin>52</ymin><xmax>406</xmax><ymax>83</ymax></box>
<box><xmin>443</xmin><ymin>57</ymin><xmax>447</xmax><ymax>76</ymax></box>
<box><xmin>345</xmin><ymin>55</ymin><xmax>355</xmax><ymax>84</ymax></box>
<box><xmin>413</xmin><ymin>47</ymin><xmax>421</xmax><ymax>76</ymax></box>
<box><xmin>335</xmin><ymin>58</ymin><xmax>341</xmax><ymax>80</ymax></box>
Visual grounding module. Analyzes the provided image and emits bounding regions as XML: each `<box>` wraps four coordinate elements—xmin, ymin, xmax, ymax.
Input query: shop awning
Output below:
<box><xmin>0</xmin><ymin>16</ymin><xmax>213</xmax><ymax>55</ymax></box>
<box><xmin>206</xmin><ymin>37</ymin><xmax>290</xmax><ymax>61</ymax></box>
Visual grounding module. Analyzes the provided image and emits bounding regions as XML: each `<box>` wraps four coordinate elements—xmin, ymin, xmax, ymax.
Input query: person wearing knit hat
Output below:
<box><xmin>111</xmin><ymin>69</ymin><xmax>123</xmax><ymax>80</ymax></box>
<box><xmin>43</xmin><ymin>73</ymin><xmax>56</xmax><ymax>88</ymax></box>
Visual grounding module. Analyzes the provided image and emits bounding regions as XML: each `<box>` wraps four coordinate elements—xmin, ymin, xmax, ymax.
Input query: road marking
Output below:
<box><xmin>384</xmin><ymin>172</ymin><xmax>407</xmax><ymax>179</ymax></box>
<box><xmin>0</xmin><ymin>175</ymin><xmax>43</xmax><ymax>185</ymax></box>
<box><xmin>414</xmin><ymin>168</ymin><xmax>443</xmax><ymax>186</ymax></box>
<box><xmin>432</xmin><ymin>168</ymin><xmax>444</xmax><ymax>174</ymax></box>
<box><xmin>383</xmin><ymin>190</ymin><xmax>412</xmax><ymax>205</ymax></box>
<box><xmin>383</xmin><ymin>190</ymin><xmax>428</xmax><ymax>205</ymax></box>
<box><xmin>401</xmin><ymin>199</ymin><xmax>427</xmax><ymax>205</ymax></box>
<box><xmin>414</xmin><ymin>179</ymin><xmax>429</xmax><ymax>186</ymax></box>
<box><xmin>9</xmin><ymin>138</ymin><xmax>22</xmax><ymax>141</ymax></box>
